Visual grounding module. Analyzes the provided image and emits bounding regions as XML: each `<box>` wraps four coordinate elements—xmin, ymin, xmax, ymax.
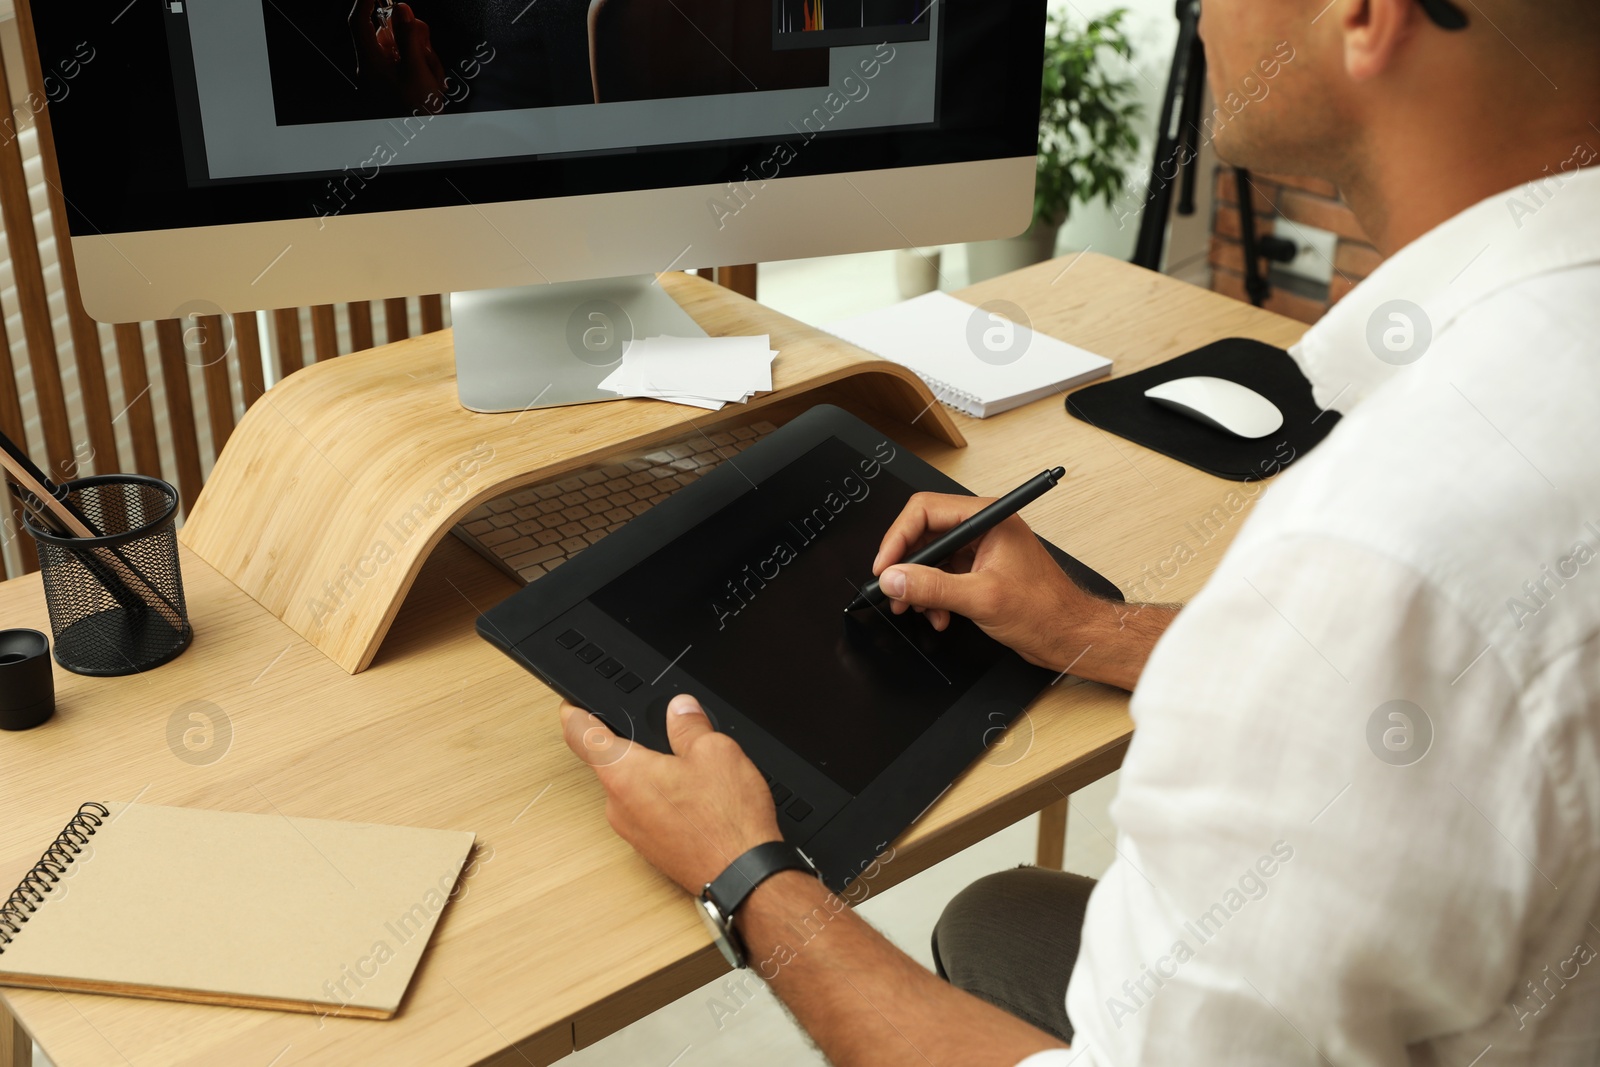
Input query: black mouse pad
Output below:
<box><xmin>1065</xmin><ymin>337</ymin><xmax>1340</xmax><ymax>481</ymax></box>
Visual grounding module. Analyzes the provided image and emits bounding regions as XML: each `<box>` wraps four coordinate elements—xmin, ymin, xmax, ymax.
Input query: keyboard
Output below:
<box><xmin>453</xmin><ymin>419</ymin><xmax>778</xmax><ymax>584</ymax></box>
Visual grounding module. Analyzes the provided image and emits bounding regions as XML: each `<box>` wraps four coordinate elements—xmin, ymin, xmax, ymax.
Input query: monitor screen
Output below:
<box><xmin>32</xmin><ymin>0</ymin><xmax>1044</xmax><ymax>236</ymax></box>
<box><xmin>590</xmin><ymin>435</ymin><xmax>1007</xmax><ymax>796</ymax></box>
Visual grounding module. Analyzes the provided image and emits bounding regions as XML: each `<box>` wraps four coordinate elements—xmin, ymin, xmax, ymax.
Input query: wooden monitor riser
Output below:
<box><xmin>179</xmin><ymin>272</ymin><xmax>965</xmax><ymax>675</ymax></box>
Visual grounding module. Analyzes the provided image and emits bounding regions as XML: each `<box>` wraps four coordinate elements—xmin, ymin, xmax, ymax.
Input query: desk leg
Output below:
<box><xmin>1036</xmin><ymin>797</ymin><xmax>1068</xmax><ymax>870</ymax></box>
<box><xmin>0</xmin><ymin>1001</ymin><xmax>32</xmax><ymax>1067</ymax></box>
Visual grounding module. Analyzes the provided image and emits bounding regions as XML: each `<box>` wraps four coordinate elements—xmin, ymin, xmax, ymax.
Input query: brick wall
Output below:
<box><xmin>1209</xmin><ymin>168</ymin><xmax>1385</xmax><ymax>325</ymax></box>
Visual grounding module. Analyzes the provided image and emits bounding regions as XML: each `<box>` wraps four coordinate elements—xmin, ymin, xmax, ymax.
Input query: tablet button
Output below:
<box><xmin>770</xmin><ymin>781</ymin><xmax>792</xmax><ymax>806</ymax></box>
<box><xmin>556</xmin><ymin>629</ymin><xmax>584</xmax><ymax>649</ymax></box>
<box><xmin>615</xmin><ymin>672</ymin><xmax>642</xmax><ymax>693</ymax></box>
<box><xmin>575</xmin><ymin>644</ymin><xmax>603</xmax><ymax>664</ymax></box>
<box><xmin>595</xmin><ymin>658</ymin><xmax>622</xmax><ymax>679</ymax></box>
<box><xmin>787</xmin><ymin>799</ymin><xmax>813</xmax><ymax>822</ymax></box>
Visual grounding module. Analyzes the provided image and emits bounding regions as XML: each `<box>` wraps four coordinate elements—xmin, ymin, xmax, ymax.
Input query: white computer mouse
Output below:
<box><xmin>1143</xmin><ymin>376</ymin><xmax>1285</xmax><ymax>439</ymax></box>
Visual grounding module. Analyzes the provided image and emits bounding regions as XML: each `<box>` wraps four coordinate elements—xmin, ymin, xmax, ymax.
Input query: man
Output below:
<box><xmin>561</xmin><ymin>0</ymin><xmax>1600</xmax><ymax>1060</ymax></box>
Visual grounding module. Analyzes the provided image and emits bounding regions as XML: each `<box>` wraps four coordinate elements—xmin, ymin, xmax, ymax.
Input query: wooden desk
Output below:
<box><xmin>0</xmin><ymin>254</ymin><xmax>1303</xmax><ymax>1067</ymax></box>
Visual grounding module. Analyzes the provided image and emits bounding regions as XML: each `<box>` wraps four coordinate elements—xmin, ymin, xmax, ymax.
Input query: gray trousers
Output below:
<box><xmin>930</xmin><ymin>866</ymin><xmax>1097</xmax><ymax>1045</ymax></box>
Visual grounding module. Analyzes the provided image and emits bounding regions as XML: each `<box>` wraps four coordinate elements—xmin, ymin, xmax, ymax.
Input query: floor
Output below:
<box><xmin>30</xmin><ymin>245</ymin><xmax>1133</xmax><ymax>1067</ymax></box>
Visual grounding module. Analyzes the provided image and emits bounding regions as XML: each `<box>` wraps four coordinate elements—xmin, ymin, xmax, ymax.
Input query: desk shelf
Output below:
<box><xmin>180</xmin><ymin>273</ymin><xmax>964</xmax><ymax>674</ymax></box>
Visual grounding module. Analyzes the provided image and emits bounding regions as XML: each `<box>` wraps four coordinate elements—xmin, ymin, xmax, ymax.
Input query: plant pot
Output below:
<box><xmin>894</xmin><ymin>247</ymin><xmax>943</xmax><ymax>299</ymax></box>
<box><xmin>964</xmin><ymin>222</ymin><xmax>1062</xmax><ymax>284</ymax></box>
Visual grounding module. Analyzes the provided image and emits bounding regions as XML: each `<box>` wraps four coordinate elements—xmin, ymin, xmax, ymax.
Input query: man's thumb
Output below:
<box><xmin>881</xmin><ymin>564</ymin><xmax>986</xmax><ymax>618</ymax></box>
<box><xmin>665</xmin><ymin>693</ymin><xmax>714</xmax><ymax>755</ymax></box>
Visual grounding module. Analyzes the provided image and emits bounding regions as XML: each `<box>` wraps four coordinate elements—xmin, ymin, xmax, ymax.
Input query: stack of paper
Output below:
<box><xmin>598</xmin><ymin>335</ymin><xmax>779</xmax><ymax>410</ymax></box>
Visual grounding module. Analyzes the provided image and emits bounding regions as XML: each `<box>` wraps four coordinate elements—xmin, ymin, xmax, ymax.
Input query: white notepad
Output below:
<box><xmin>0</xmin><ymin>802</ymin><xmax>475</xmax><ymax>1018</ymax></box>
<box><xmin>827</xmin><ymin>291</ymin><xmax>1112</xmax><ymax>417</ymax></box>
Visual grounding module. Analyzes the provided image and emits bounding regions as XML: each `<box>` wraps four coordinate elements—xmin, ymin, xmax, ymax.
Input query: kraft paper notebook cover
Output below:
<box><xmin>0</xmin><ymin>802</ymin><xmax>475</xmax><ymax>1019</ymax></box>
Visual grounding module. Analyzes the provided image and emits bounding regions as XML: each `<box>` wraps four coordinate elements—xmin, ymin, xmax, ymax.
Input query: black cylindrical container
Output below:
<box><xmin>0</xmin><ymin>628</ymin><xmax>54</xmax><ymax>730</ymax></box>
<box><xmin>21</xmin><ymin>475</ymin><xmax>192</xmax><ymax>676</ymax></box>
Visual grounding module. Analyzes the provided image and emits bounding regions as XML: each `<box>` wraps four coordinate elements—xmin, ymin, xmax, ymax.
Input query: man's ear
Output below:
<box><xmin>1342</xmin><ymin>0</ymin><xmax>1420</xmax><ymax>81</ymax></box>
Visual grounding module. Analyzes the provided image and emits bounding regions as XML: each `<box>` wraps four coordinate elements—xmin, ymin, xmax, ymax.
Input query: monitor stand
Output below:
<box><xmin>451</xmin><ymin>275</ymin><xmax>709</xmax><ymax>413</ymax></box>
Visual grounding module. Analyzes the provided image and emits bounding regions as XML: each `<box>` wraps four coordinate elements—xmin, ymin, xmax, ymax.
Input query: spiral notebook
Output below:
<box><xmin>0</xmin><ymin>802</ymin><xmax>475</xmax><ymax>1018</ymax></box>
<box><xmin>827</xmin><ymin>291</ymin><xmax>1112</xmax><ymax>418</ymax></box>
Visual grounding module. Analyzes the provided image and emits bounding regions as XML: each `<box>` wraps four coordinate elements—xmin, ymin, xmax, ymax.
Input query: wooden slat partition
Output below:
<box><xmin>347</xmin><ymin>301</ymin><xmax>375</xmax><ymax>352</ymax></box>
<box><xmin>420</xmin><ymin>294</ymin><xmax>445</xmax><ymax>333</ymax></box>
<box><xmin>273</xmin><ymin>308</ymin><xmax>305</xmax><ymax>380</ymax></box>
<box><xmin>111</xmin><ymin>323</ymin><xmax>162</xmax><ymax>479</ymax></box>
<box><xmin>152</xmin><ymin>319</ymin><xmax>205</xmax><ymax>514</ymax></box>
<box><xmin>311</xmin><ymin>305</ymin><xmax>340</xmax><ymax>361</ymax></box>
<box><xmin>235</xmin><ymin>313</ymin><xmax>266</xmax><ymax>407</ymax></box>
<box><xmin>197</xmin><ymin>314</ymin><xmax>234</xmax><ymax>453</ymax></box>
<box><xmin>384</xmin><ymin>297</ymin><xmax>411</xmax><ymax>342</ymax></box>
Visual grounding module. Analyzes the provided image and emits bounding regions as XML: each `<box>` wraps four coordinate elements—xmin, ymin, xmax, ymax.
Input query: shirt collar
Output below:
<box><xmin>1291</xmin><ymin>161</ymin><xmax>1600</xmax><ymax>413</ymax></box>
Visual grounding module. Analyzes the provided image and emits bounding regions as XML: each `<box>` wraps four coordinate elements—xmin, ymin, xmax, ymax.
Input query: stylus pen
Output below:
<box><xmin>846</xmin><ymin>466</ymin><xmax>1068</xmax><ymax>614</ymax></box>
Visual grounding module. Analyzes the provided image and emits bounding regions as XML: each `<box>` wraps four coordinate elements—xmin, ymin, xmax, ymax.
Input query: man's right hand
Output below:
<box><xmin>872</xmin><ymin>492</ymin><xmax>1175</xmax><ymax>690</ymax></box>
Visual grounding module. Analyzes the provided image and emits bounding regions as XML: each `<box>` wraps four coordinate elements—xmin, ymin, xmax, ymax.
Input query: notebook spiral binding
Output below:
<box><xmin>921</xmin><ymin>376</ymin><xmax>983</xmax><ymax>417</ymax></box>
<box><xmin>0</xmin><ymin>802</ymin><xmax>109</xmax><ymax>954</ymax></box>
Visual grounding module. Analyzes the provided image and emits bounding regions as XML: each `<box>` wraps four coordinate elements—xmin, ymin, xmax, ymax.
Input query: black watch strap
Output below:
<box><xmin>704</xmin><ymin>841</ymin><xmax>814</xmax><ymax>918</ymax></box>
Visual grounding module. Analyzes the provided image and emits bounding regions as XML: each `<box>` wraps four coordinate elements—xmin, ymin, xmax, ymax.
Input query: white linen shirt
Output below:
<box><xmin>1027</xmin><ymin>165</ymin><xmax>1600</xmax><ymax>1066</ymax></box>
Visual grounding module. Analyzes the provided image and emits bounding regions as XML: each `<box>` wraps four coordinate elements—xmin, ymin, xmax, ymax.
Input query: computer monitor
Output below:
<box><xmin>28</xmin><ymin>0</ymin><xmax>1045</xmax><ymax>411</ymax></box>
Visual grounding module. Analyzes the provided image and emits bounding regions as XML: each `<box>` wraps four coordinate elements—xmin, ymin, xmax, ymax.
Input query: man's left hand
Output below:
<box><xmin>559</xmin><ymin>694</ymin><xmax>782</xmax><ymax>894</ymax></box>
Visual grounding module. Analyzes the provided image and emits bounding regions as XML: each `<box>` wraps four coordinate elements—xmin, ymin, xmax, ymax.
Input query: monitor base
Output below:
<box><xmin>451</xmin><ymin>276</ymin><xmax>709</xmax><ymax>413</ymax></box>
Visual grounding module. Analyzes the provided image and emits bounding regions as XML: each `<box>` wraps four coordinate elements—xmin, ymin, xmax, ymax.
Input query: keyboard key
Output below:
<box><xmin>558</xmin><ymin>476</ymin><xmax>585</xmax><ymax>493</ymax></box>
<box><xmin>605</xmin><ymin>507</ymin><xmax>632</xmax><ymax>524</ymax></box>
<box><xmin>511</xmin><ymin>489</ymin><xmax>542</xmax><ymax>507</ymax></box>
<box><xmin>558</xmin><ymin>522</ymin><xmax>585</xmax><ymax>538</ymax></box>
<box><xmin>533</xmin><ymin>483</ymin><xmax>562</xmax><ymax>500</ymax></box>
<box><xmin>556</xmin><ymin>629</ymin><xmax>584</xmax><ymax>648</ymax></box>
<box><xmin>605</xmin><ymin>522</ymin><xmax>626</xmax><ymax>533</ymax></box>
<box><xmin>579</xmin><ymin>469</ymin><xmax>609</xmax><ymax>486</ymax></box>
<box><xmin>560</xmin><ymin>536</ymin><xmax>589</xmax><ymax>553</ymax></box>
<box><xmin>559</xmin><ymin>491</ymin><xmax>587</xmax><ymax>507</ymax></box>
<box><xmin>513</xmin><ymin>520</ymin><xmax>542</xmax><ymax>536</ymax></box>
<box><xmin>615</xmin><ymin>672</ymin><xmax>642</xmax><ymax>693</ymax></box>
<box><xmin>627</xmin><ymin>501</ymin><xmax>653</xmax><ymax>516</ymax></box>
<box><xmin>564</xmin><ymin>503</ymin><xmax>591</xmax><ymax>520</ymax></box>
<box><xmin>732</xmin><ymin>426</ymin><xmax>756</xmax><ymax>440</ymax></box>
<box><xmin>465</xmin><ymin>519</ymin><xmax>496</xmax><ymax>536</ymax></box>
<box><xmin>507</xmin><ymin>544</ymin><xmax>563</xmax><ymax>569</ymax></box>
<box><xmin>628</xmin><ymin>471</ymin><xmax>654</xmax><ymax>486</ymax></box>
<box><xmin>575</xmin><ymin>644</ymin><xmax>603</xmax><ymax>664</ymax></box>
<box><xmin>498</xmin><ymin>536</ymin><xmax>537</xmax><ymax>556</ymax></box>
<box><xmin>512</xmin><ymin>506</ymin><xmax>541</xmax><ymax>521</ymax></box>
<box><xmin>709</xmin><ymin>432</ymin><xmax>735</xmax><ymax>446</ymax></box>
<box><xmin>611</xmin><ymin>489</ymin><xmax>637</xmax><ymax>504</ymax></box>
<box><xmin>538</xmin><ymin>498</ymin><xmax>565</xmax><ymax>515</ymax></box>
<box><xmin>582</xmin><ymin>514</ymin><xmax>609</xmax><ymax>531</ymax></box>
<box><xmin>625</xmin><ymin>458</ymin><xmax>653</xmax><ymax>471</ymax></box>
<box><xmin>770</xmin><ymin>781</ymin><xmax>792</xmax><ymax>806</ymax></box>
<box><xmin>544</xmin><ymin>556</ymin><xmax>566</xmax><ymax>572</ymax></box>
<box><xmin>666</xmin><ymin>443</ymin><xmax>693</xmax><ymax>458</ymax></box>
<box><xmin>535</xmin><ymin>529</ymin><xmax>562</xmax><ymax>546</ymax></box>
<box><xmin>752</xmin><ymin>421</ymin><xmax>777</xmax><ymax>433</ymax></box>
<box><xmin>518</xmin><ymin>564</ymin><xmax>546</xmax><ymax>581</ymax></box>
<box><xmin>601</xmin><ymin>463</ymin><xmax>630</xmax><ymax>478</ymax></box>
<box><xmin>644</xmin><ymin>450</ymin><xmax>674</xmax><ymax>464</ymax></box>
<box><xmin>583</xmin><ymin>485</ymin><xmax>611</xmax><ymax>501</ymax></box>
<box><xmin>489</xmin><ymin>497</ymin><xmax>518</xmax><ymax>513</ymax></box>
<box><xmin>584</xmin><ymin>530</ymin><xmax>607</xmax><ymax>544</ymax></box>
<box><xmin>595</xmin><ymin>658</ymin><xmax>622</xmax><ymax>679</ymax></box>
<box><xmin>465</xmin><ymin>504</ymin><xmax>496</xmax><ymax>522</ymax></box>
<box><xmin>787</xmin><ymin>799</ymin><xmax>813</xmax><ymax>822</ymax></box>
<box><xmin>540</xmin><ymin>513</ymin><xmax>568</xmax><ymax>530</ymax></box>
<box><xmin>481</xmin><ymin>528</ymin><xmax>519</xmax><ymax>547</ymax></box>
<box><xmin>491</xmin><ymin>513</ymin><xmax>517</xmax><ymax>528</ymax></box>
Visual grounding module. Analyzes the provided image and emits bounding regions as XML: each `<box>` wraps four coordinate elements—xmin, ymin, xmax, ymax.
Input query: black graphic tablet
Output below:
<box><xmin>478</xmin><ymin>404</ymin><xmax>1121</xmax><ymax>890</ymax></box>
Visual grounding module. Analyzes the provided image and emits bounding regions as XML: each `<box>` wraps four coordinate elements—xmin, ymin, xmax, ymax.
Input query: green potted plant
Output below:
<box><xmin>966</xmin><ymin>8</ymin><xmax>1145</xmax><ymax>283</ymax></box>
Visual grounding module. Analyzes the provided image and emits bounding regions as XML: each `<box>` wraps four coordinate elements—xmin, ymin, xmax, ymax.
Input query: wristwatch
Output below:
<box><xmin>697</xmin><ymin>841</ymin><xmax>815</xmax><ymax>969</ymax></box>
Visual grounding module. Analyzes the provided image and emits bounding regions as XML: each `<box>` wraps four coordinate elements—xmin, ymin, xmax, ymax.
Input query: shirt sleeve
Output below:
<box><xmin>1064</xmin><ymin>532</ymin><xmax>1567</xmax><ymax>1065</ymax></box>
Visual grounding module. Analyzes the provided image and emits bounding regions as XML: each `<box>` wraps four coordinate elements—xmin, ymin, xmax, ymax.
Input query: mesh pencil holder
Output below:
<box><xmin>21</xmin><ymin>475</ymin><xmax>192</xmax><ymax>676</ymax></box>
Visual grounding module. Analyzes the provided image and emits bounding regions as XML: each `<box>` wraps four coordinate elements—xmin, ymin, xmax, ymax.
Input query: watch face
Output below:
<box><xmin>698</xmin><ymin>896</ymin><xmax>745</xmax><ymax>969</ymax></box>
